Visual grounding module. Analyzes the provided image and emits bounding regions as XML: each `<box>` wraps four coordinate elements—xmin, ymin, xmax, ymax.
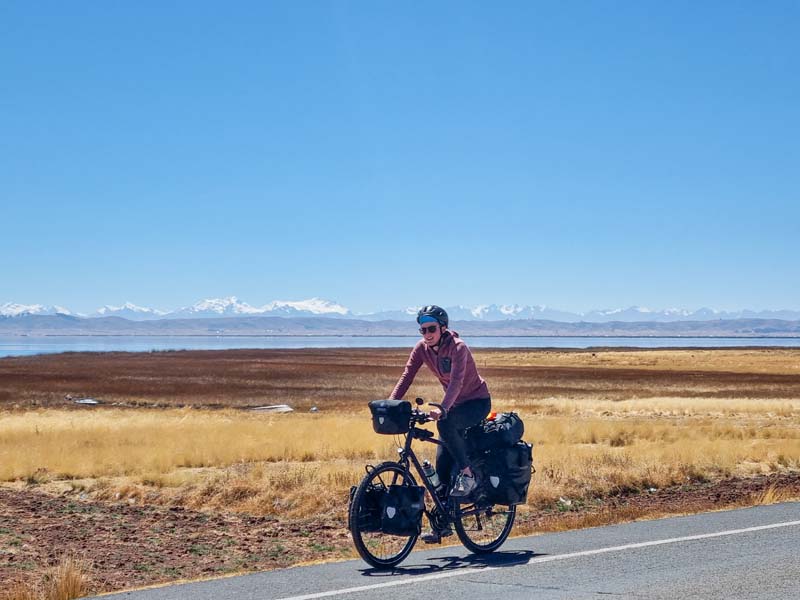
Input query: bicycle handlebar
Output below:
<box><xmin>411</xmin><ymin>408</ymin><xmax>431</xmax><ymax>424</ymax></box>
<box><xmin>428</xmin><ymin>402</ymin><xmax>447</xmax><ymax>419</ymax></box>
<box><xmin>410</xmin><ymin>399</ymin><xmax>448</xmax><ymax>424</ymax></box>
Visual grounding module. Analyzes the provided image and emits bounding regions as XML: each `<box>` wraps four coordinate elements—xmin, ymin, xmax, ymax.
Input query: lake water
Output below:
<box><xmin>1</xmin><ymin>335</ymin><xmax>799</xmax><ymax>358</ymax></box>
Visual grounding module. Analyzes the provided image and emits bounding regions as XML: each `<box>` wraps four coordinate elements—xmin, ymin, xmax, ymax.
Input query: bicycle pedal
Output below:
<box><xmin>421</xmin><ymin>528</ymin><xmax>453</xmax><ymax>544</ymax></box>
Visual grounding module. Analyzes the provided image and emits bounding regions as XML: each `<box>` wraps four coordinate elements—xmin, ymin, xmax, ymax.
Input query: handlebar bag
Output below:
<box><xmin>475</xmin><ymin>441</ymin><xmax>533</xmax><ymax>506</ymax></box>
<box><xmin>348</xmin><ymin>482</ymin><xmax>386</xmax><ymax>533</ymax></box>
<box><xmin>381</xmin><ymin>484</ymin><xmax>425</xmax><ymax>536</ymax></box>
<box><xmin>368</xmin><ymin>399</ymin><xmax>412</xmax><ymax>435</ymax></box>
<box><xmin>466</xmin><ymin>412</ymin><xmax>524</xmax><ymax>453</ymax></box>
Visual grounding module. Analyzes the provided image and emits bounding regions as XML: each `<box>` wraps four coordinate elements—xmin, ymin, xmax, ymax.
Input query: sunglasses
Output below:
<box><xmin>419</xmin><ymin>325</ymin><xmax>439</xmax><ymax>334</ymax></box>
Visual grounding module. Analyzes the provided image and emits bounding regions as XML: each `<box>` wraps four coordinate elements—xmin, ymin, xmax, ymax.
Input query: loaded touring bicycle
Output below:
<box><xmin>348</xmin><ymin>398</ymin><xmax>533</xmax><ymax>568</ymax></box>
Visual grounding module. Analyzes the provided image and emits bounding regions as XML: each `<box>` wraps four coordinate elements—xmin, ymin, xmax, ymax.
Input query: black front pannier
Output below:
<box><xmin>475</xmin><ymin>441</ymin><xmax>533</xmax><ymax>506</ymax></box>
<box><xmin>348</xmin><ymin>483</ymin><xmax>386</xmax><ymax>532</ymax></box>
<box><xmin>467</xmin><ymin>412</ymin><xmax>524</xmax><ymax>453</ymax></box>
<box><xmin>368</xmin><ymin>399</ymin><xmax>412</xmax><ymax>435</ymax></box>
<box><xmin>381</xmin><ymin>484</ymin><xmax>425</xmax><ymax>536</ymax></box>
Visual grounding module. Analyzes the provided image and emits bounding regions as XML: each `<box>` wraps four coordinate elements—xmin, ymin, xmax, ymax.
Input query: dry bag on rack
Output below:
<box><xmin>466</xmin><ymin>412</ymin><xmax>524</xmax><ymax>453</ymax></box>
<box><xmin>368</xmin><ymin>399</ymin><xmax>413</xmax><ymax>435</ymax></box>
<box><xmin>380</xmin><ymin>484</ymin><xmax>425</xmax><ymax>536</ymax></box>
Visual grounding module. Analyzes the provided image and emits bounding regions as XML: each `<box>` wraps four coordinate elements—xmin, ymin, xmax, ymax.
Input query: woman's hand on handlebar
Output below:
<box><xmin>427</xmin><ymin>402</ymin><xmax>447</xmax><ymax>421</ymax></box>
<box><xmin>412</xmin><ymin>398</ymin><xmax>446</xmax><ymax>422</ymax></box>
<box><xmin>428</xmin><ymin>407</ymin><xmax>443</xmax><ymax>421</ymax></box>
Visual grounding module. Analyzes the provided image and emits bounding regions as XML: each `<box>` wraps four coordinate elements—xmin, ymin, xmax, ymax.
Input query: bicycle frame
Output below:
<box><xmin>396</xmin><ymin>424</ymin><xmax>451</xmax><ymax>520</ymax></box>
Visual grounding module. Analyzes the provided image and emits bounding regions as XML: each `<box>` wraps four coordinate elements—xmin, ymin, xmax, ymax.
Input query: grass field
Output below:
<box><xmin>2</xmin><ymin>398</ymin><xmax>799</xmax><ymax>518</ymax></box>
<box><xmin>1</xmin><ymin>347</ymin><xmax>800</xmax><ymax>596</ymax></box>
<box><xmin>2</xmin><ymin>347</ymin><xmax>800</xmax><ymax>514</ymax></box>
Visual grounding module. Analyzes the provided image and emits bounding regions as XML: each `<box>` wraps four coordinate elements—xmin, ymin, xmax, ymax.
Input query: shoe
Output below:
<box><xmin>449</xmin><ymin>472</ymin><xmax>477</xmax><ymax>498</ymax></box>
<box><xmin>421</xmin><ymin>526</ymin><xmax>453</xmax><ymax>544</ymax></box>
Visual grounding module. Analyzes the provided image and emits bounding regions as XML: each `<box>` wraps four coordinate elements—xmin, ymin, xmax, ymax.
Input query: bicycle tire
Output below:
<box><xmin>349</xmin><ymin>461</ymin><xmax>419</xmax><ymax>568</ymax></box>
<box><xmin>453</xmin><ymin>501</ymin><xmax>516</xmax><ymax>554</ymax></box>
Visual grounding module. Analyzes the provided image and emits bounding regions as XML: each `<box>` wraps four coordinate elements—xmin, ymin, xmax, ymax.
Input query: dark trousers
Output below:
<box><xmin>435</xmin><ymin>398</ymin><xmax>491</xmax><ymax>488</ymax></box>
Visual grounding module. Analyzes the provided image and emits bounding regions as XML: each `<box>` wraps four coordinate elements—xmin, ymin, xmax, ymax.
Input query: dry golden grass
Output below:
<box><xmin>2</xmin><ymin>555</ymin><xmax>91</xmax><ymax>600</ymax></box>
<box><xmin>44</xmin><ymin>556</ymin><xmax>91</xmax><ymax>600</ymax></box>
<box><xmin>752</xmin><ymin>483</ymin><xmax>800</xmax><ymax>505</ymax></box>
<box><xmin>3</xmin><ymin>395</ymin><xmax>799</xmax><ymax>518</ymax></box>
<box><xmin>0</xmin><ymin>409</ymin><xmax>398</xmax><ymax>481</ymax></box>
<box><xmin>0</xmin><ymin>408</ymin><xmax>435</xmax><ymax>518</ymax></box>
<box><xmin>1</xmin><ymin>584</ymin><xmax>37</xmax><ymax>600</ymax></box>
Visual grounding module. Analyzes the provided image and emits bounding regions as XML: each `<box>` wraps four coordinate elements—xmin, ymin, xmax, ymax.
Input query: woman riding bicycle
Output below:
<box><xmin>389</xmin><ymin>305</ymin><xmax>491</xmax><ymax>541</ymax></box>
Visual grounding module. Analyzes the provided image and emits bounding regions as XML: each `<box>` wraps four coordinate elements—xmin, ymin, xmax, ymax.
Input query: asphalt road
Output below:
<box><xmin>95</xmin><ymin>502</ymin><xmax>800</xmax><ymax>600</ymax></box>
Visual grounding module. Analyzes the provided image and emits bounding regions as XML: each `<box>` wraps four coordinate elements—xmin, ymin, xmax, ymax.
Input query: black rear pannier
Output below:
<box><xmin>381</xmin><ymin>484</ymin><xmax>425</xmax><ymax>536</ymax></box>
<box><xmin>475</xmin><ymin>441</ymin><xmax>533</xmax><ymax>506</ymax></box>
<box><xmin>368</xmin><ymin>399</ymin><xmax>412</xmax><ymax>435</ymax></box>
<box><xmin>467</xmin><ymin>412</ymin><xmax>524</xmax><ymax>453</ymax></box>
<box><xmin>348</xmin><ymin>483</ymin><xmax>386</xmax><ymax>532</ymax></box>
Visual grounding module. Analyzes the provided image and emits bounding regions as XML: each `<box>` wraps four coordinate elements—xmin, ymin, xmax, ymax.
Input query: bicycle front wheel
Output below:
<box><xmin>453</xmin><ymin>501</ymin><xmax>516</xmax><ymax>554</ymax></box>
<box><xmin>349</xmin><ymin>461</ymin><xmax>418</xmax><ymax>568</ymax></box>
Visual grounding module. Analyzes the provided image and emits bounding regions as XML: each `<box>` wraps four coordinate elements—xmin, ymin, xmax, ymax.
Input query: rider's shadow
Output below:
<box><xmin>358</xmin><ymin>549</ymin><xmax>541</xmax><ymax>577</ymax></box>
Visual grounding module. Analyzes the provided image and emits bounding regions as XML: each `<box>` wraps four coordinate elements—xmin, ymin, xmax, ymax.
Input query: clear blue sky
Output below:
<box><xmin>2</xmin><ymin>1</ymin><xmax>798</xmax><ymax>314</ymax></box>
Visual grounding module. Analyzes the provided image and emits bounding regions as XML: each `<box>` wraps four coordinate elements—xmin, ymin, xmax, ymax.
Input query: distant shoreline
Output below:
<box><xmin>4</xmin><ymin>333</ymin><xmax>800</xmax><ymax>361</ymax></box>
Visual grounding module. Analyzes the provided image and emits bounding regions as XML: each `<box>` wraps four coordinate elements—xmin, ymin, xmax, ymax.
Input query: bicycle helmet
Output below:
<box><xmin>417</xmin><ymin>305</ymin><xmax>449</xmax><ymax>328</ymax></box>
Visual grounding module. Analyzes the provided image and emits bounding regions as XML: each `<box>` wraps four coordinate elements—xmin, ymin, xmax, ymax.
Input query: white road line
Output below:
<box><xmin>523</xmin><ymin>519</ymin><xmax>800</xmax><ymax>565</ymax></box>
<box><xmin>276</xmin><ymin>519</ymin><xmax>800</xmax><ymax>600</ymax></box>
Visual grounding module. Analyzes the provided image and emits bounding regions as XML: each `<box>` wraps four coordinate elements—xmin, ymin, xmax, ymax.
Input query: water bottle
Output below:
<box><xmin>422</xmin><ymin>460</ymin><xmax>444</xmax><ymax>496</ymax></box>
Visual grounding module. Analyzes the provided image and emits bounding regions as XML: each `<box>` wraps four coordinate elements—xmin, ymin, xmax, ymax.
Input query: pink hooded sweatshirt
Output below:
<box><xmin>389</xmin><ymin>331</ymin><xmax>490</xmax><ymax>411</ymax></box>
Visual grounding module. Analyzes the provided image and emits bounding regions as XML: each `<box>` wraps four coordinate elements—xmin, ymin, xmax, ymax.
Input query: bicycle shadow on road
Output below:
<box><xmin>358</xmin><ymin>549</ymin><xmax>540</xmax><ymax>578</ymax></box>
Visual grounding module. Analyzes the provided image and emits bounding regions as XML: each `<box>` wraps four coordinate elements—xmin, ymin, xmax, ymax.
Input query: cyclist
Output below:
<box><xmin>389</xmin><ymin>305</ymin><xmax>491</xmax><ymax>543</ymax></box>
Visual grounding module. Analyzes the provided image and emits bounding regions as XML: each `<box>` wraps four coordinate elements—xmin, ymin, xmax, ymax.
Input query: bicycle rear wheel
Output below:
<box><xmin>453</xmin><ymin>501</ymin><xmax>516</xmax><ymax>553</ymax></box>
<box><xmin>349</xmin><ymin>461</ymin><xmax>419</xmax><ymax>568</ymax></box>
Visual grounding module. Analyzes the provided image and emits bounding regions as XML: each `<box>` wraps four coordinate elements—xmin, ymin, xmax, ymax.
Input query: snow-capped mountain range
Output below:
<box><xmin>2</xmin><ymin>298</ymin><xmax>800</xmax><ymax>323</ymax></box>
<box><xmin>0</xmin><ymin>303</ymin><xmax>77</xmax><ymax>318</ymax></box>
<box><xmin>362</xmin><ymin>304</ymin><xmax>800</xmax><ymax>323</ymax></box>
<box><xmin>167</xmin><ymin>297</ymin><xmax>350</xmax><ymax>319</ymax></box>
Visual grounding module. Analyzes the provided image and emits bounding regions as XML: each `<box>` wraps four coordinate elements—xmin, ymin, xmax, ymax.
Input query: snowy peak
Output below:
<box><xmin>580</xmin><ymin>306</ymin><xmax>716</xmax><ymax>323</ymax></box>
<box><xmin>173</xmin><ymin>296</ymin><xmax>262</xmax><ymax>317</ymax></box>
<box><xmin>0</xmin><ymin>303</ymin><xmax>75</xmax><ymax>317</ymax></box>
<box><xmin>435</xmin><ymin>304</ymin><xmax>580</xmax><ymax>323</ymax></box>
<box><xmin>263</xmin><ymin>298</ymin><xmax>350</xmax><ymax>316</ymax></box>
<box><xmin>168</xmin><ymin>297</ymin><xmax>350</xmax><ymax>319</ymax></box>
<box><xmin>93</xmin><ymin>302</ymin><xmax>168</xmax><ymax>321</ymax></box>
<box><xmin>358</xmin><ymin>306</ymin><xmax>419</xmax><ymax>321</ymax></box>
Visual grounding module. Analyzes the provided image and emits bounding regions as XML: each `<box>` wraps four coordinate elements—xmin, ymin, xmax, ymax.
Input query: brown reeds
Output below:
<box><xmin>2</xmin><ymin>348</ymin><xmax>799</xmax><ymax>410</ymax></box>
